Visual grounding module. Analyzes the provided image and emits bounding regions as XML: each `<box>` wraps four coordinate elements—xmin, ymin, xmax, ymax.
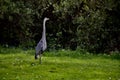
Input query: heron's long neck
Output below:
<box><xmin>42</xmin><ymin>19</ymin><xmax>46</xmax><ymax>40</ymax></box>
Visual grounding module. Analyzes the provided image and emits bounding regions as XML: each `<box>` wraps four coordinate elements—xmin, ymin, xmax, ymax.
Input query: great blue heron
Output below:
<box><xmin>35</xmin><ymin>17</ymin><xmax>49</xmax><ymax>63</ymax></box>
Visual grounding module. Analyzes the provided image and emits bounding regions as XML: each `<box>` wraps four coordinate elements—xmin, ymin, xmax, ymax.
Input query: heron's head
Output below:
<box><xmin>44</xmin><ymin>17</ymin><xmax>49</xmax><ymax>22</ymax></box>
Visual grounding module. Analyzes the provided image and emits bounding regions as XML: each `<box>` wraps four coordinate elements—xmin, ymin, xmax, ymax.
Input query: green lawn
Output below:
<box><xmin>0</xmin><ymin>48</ymin><xmax>120</xmax><ymax>80</ymax></box>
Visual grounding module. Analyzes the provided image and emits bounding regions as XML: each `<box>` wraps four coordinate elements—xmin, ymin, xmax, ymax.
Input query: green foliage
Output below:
<box><xmin>0</xmin><ymin>0</ymin><xmax>120</xmax><ymax>53</ymax></box>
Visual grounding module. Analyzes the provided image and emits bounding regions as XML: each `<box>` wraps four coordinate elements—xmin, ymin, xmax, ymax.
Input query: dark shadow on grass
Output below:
<box><xmin>0</xmin><ymin>47</ymin><xmax>34</xmax><ymax>54</ymax></box>
<box><xmin>0</xmin><ymin>47</ymin><xmax>120</xmax><ymax>60</ymax></box>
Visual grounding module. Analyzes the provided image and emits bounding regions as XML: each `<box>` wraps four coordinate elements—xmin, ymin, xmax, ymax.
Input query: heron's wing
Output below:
<box><xmin>35</xmin><ymin>40</ymin><xmax>43</xmax><ymax>54</ymax></box>
<box><xmin>35</xmin><ymin>39</ymin><xmax>47</xmax><ymax>53</ymax></box>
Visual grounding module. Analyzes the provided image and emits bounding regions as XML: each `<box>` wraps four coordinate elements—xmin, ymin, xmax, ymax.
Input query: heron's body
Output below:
<box><xmin>35</xmin><ymin>17</ymin><xmax>49</xmax><ymax>63</ymax></box>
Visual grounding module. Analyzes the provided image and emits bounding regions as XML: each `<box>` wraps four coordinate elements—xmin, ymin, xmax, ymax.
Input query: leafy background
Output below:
<box><xmin>0</xmin><ymin>0</ymin><xmax>120</xmax><ymax>53</ymax></box>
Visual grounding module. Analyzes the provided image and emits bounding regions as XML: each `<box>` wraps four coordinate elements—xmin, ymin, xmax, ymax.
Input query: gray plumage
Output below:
<box><xmin>35</xmin><ymin>17</ymin><xmax>49</xmax><ymax>62</ymax></box>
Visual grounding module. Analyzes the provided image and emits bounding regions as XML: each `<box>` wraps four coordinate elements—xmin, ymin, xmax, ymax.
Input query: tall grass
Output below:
<box><xmin>0</xmin><ymin>47</ymin><xmax>120</xmax><ymax>80</ymax></box>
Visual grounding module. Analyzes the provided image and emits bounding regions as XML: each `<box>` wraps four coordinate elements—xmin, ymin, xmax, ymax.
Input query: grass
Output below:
<box><xmin>0</xmin><ymin>48</ymin><xmax>120</xmax><ymax>80</ymax></box>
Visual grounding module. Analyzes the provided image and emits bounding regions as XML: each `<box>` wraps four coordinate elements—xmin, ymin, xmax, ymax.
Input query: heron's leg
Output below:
<box><xmin>39</xmin><ymin>54</ymin><xmax>42</xmax><ymax>64</ymax></box>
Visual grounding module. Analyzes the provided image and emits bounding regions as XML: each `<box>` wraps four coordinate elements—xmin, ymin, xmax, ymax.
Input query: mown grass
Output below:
<box><xmin>0</xmin><ymin>48</ymin><xmax>120</xmax><ymax>80</ymax></box>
